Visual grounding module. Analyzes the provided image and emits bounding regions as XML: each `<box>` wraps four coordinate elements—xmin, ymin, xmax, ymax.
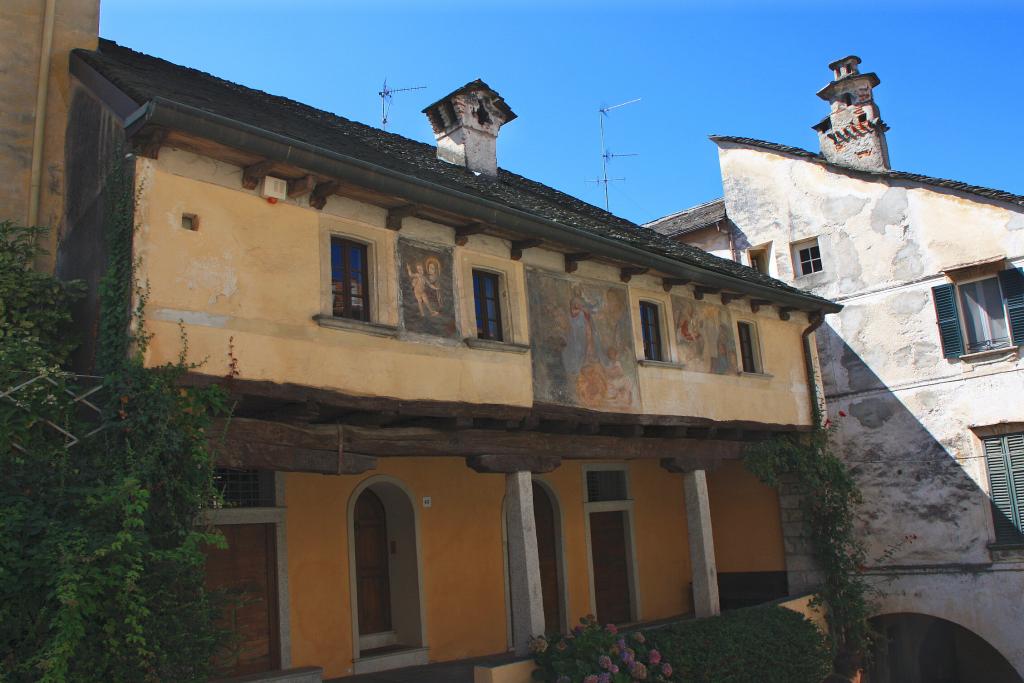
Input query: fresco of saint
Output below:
<box><xmin>672</xmin><ymin>296</ymin><xmax>738</xmax><ymax>375</ymax></box>
<box><xmin>399</xmin><ymin>240</ymin><xmax>458</xmax><ymax>338</ymax></box>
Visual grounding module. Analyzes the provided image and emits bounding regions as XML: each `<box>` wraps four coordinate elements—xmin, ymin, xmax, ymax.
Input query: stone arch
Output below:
<box><xmin>347</xmin><ymin>476</ymin><xmax>426</xmax><ymax>663</ymax></box>
<box><xmin>867</xmin><ymin>611</ymin><xmax>1022</xmax><ymax>683</ymax></box>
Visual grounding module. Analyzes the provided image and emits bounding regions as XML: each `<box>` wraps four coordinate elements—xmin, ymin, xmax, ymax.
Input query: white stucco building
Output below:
<box><xmin>652</xmin><ymin>56</ymin><xmax>1024</xmax><ymax>682</ymax></box>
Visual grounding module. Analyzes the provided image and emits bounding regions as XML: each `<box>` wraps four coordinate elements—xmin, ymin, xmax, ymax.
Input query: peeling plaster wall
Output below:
<box><xmin>712</xmin><ymin>141</ymin><xmax>1024</xmax><ymax>673</ymax></box>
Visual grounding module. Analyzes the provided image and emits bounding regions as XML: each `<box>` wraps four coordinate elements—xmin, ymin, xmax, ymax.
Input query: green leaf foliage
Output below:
<box><xmin>2</xmin><ymin>167</ymin><xmax>231</xmax><ymax>682</ymax></box>
<box><xmin>531</xmin><ymin>607</ymin><xmax>831</xmax><ymax>683</ymax></box>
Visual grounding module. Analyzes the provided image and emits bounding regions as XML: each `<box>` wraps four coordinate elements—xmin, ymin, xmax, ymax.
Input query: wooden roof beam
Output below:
<box><xmin>720</xmin><ymin>292</ymin><xmax>744</xmax><ymax>305</ymax></box>
<box><xmin>620</xmin><ymin>266</ymin><xmax>649</xmax><ymax>283</ymax></box>
<box><xmin>287</xmin><ymin>174</ymin><xmax>317</xmax><ymax>198</ymax></box>
<box><xmin>662</xmin><ymin>277</ymin><xmax>690</xmax><ymax>293</ymax></box>
<box><xmin>564</xmin><ymin>252</ymin><xmax>593</xmax><ymax>274</ymax></box>
<box><xmin>242</xmin><ymin>159</ymin><xmax>276</xmax><ymax>190</ymax></box>
<box><xmin>693</xmin><ymin>285</ymin><xmax>720</xmax><ymax>300</ymax></box>
<box><xmin>309</xmin><ymin>181</ymin><xmax>340</xmax><ymax>210</ymax></box>
<box><xmin>386</xmin><ymin>203</ymin><xmax>419</xmax><ymax>230</ymax></box>
<box><xmin>510</xmin><ymin>239</ymin><xmax>542</xmax><ymax>261</ymax></box>
<box><xmin>455</xmin><ymin>221</ymin><xmax>488</xmax><ymax>246</ymax></box>
<box><xmin>749</xmin><ymin>298</ymin><xmax>773</xmax><ymax>313</ymax></box>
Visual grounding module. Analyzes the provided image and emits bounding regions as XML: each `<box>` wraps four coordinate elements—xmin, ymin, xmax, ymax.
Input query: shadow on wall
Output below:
<box><xmin>813</xmin><ymin>325</ymin><xmax>1023</xmax><ymax>673</ymax></box>
<box><xmin>815</xmin><ymin>324</ymin><xmax>1016</xmax><ymax>565</ymax></box>
<box><xmin>867</xmin><ymin>613</ymin><xmax>1022</xmax><ymax>683</ymax></box>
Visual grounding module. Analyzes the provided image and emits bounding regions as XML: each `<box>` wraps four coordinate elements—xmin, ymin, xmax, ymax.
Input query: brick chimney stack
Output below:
<box><xmin>422</xmin><ymin>80</ymin><xmax>516</xmax><ymax>177</ymax></box>
<box><xmin>812</xmin><ymin>55</ymin><xmax>891</xmax><ymax>172</ymax></box>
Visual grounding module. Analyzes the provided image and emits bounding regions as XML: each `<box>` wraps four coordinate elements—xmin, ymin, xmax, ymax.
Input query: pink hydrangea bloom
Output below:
<box><xmin>648</xmin><ymin>649</ymin><xmax>661</xmax><ymax>665</ymax></box>
<box><xmin>598</xmin><ymin>655</ymin><xmax>612</xmax><ymax>670</ymax></box>
<box><xmin>605</xmin><ymin>623</ymin><xmax>618</xmax><ymax>635</ymax></box>
<box><xmin>661</xmin><ymin>663</ymin><xmax>673</xmax><ymax>676</ymax></box>
<box><xmin>584</xmin><ymin>676</ymin><xmax>599</xmax><ymax>683</ymax></box>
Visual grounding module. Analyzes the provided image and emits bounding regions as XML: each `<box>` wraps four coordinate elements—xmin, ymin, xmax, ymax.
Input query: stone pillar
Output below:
<box><xmin>684</xmin><ymin>469</ymin><xmax>720</xmax><ymax>618</ymax></box>
<box><xmin>778</xmin><ymin>473</ymin><xmax>824</xmax><ymax>594</ymax></box>
<box><xmin>505</xmin><ymin>470</ymin><xmax>545</xmax><ymax>655</ymax></box>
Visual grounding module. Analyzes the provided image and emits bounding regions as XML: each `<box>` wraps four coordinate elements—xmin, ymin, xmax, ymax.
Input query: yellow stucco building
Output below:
<box><xmin>51</xmin><ymin>38</ymin><xmax>839</xmax><ymax>682</ymax></box>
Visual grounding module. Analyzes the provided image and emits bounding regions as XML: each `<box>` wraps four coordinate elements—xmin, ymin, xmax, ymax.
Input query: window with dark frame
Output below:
<box><xmin>958</xmin><ymin>277</ymin><xmax>1010</xmax><ymax>352</ymax></box>
<box><xmin>737</xmin><ymin>321</ymin><xmax>760</xmax><ymax>373</ymax></box>
<box><xmin>586</xmin><ymin>469</ymin><xmax>628</xmax><ymax>503</ymax></box>
<box><xmin>797</xmin><ymin>242</ymin><xmax>823</xmax><ymax>276</ymax></box>
<box><xmin>213</xmin><ymin>468</ymin><xmax>275</xmax><ymax>508</ymax></box>
<box><xmin>638</xmin><ymin>301</ymin><xmax>664</xmax><ymax>361</ymax></box>
<box><xmin>472</xmin><ymin>269</ymin><xmax>503</xmax><ymax>341</ymax></box>
<box><xmin>931</xmin><ymin>267</ymin><xmax>1024</xmax><ymax>359</ymax></box>
<box><xmin>331</xmin><ymin>237</ymin><xmax>370</xmax><ymax>321</ymax></box>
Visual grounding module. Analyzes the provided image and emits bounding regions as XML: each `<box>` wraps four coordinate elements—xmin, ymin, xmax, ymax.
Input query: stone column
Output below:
<box><xmin>505</xmin><ymin>470</ymin><xmax>546</xmax><ymax>655</ymax></box>
<box><xmin>684</xmin><ymin>469</ymin><xmax>720</xmax><ymax>618</ymax></box>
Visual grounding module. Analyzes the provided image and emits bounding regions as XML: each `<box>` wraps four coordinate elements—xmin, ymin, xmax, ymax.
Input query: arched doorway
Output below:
<box><xmin>348</xmin><ymin>478</ymin><xmax>425</xmax><ymax>671</ymax></box>
<box><xmin>533</xmin><ymin>481</ymin><xmax>564</xmax><ymax>634</ymax></box>
<box><xmin>867</xmin><ymin>613</ymin><xmax>1022</xmax><ymax>683</ymax></box>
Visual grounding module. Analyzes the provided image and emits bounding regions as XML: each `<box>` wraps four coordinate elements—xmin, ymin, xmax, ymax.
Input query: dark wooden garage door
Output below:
<box><xmin>590</xmin><ymin>510</ymin><xmax>631</xmax><ymax>625</ymax></box>
<box><xmin>533</xmin><ymin>482</ymin><xmax>562</xmax><ymax>632</ymax></box>
<box><xmin>205</xmin><ymin>523</ymin><xmax>280</xmax><ymax>677</ymax></box>
<box><xmin>355</xmin><ymin>489</ymin><xmax>393</xmax><ymax>635</ymax></box>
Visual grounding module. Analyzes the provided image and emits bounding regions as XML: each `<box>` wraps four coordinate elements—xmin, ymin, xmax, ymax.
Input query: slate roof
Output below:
<box><xmin>711</xmin><ymin>135</ymin><xmax>1024</xmax><ymax>208</ymax></box>
<box><xmin>645</xmin><ymin>198</ymin><xmax>727</xmax><ymax>237</ymax></box>
<box><xmin>73</xmin><ymin>39</ymin><xmax>836</xmax><ymax>307</ymax></box>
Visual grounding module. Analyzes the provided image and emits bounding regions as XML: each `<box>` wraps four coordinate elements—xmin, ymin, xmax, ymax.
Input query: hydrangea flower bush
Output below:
<box><xmin>530</xmin><ymin>615</ymin><xmax>677</xmax><ymax>682</ymax></box>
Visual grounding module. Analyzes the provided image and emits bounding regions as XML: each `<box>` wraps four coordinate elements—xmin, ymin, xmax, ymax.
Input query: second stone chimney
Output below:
<box><xmin>422</xmin><ymin>80</ymin><xmax>516</xmax><ymax>176</ymax></box>
<box><xmin>812</xmin><ymin>55</ymin><xmax>891</xmax><ymax>172</ymax></box>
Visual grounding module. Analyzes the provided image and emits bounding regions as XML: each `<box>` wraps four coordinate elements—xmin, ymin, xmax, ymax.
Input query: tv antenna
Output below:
<box><xmin>379</xmin><ymin>79</ymin><xmax>426</xmax><ymax>130</ymax></box>
<box><xmin>586</xmin><ymin>98</ymin><xmax>640</xmax><ymax>212</ymax></box>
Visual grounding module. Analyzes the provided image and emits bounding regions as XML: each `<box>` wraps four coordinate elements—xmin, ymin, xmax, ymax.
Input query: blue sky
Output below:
<box><xmin>100</xmin><ymin>1</ymin><xmax>1023</xmax><ymax>225</ymax></box>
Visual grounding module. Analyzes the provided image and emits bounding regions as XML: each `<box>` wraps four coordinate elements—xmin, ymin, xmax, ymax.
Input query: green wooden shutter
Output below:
<box><xmin>998</xmin><ymin>267</ymin><xmax>1024</xmax><ymax>346</ymax></box>
<box><xmin>931</xmin><ymin>283</ymin><xmax>964</xmax><ymax>358</ymax></box>
<box><xmin>985</xmin><ymin>434</ymin><xmax>1024</xmax><ymax>544</ymax></box>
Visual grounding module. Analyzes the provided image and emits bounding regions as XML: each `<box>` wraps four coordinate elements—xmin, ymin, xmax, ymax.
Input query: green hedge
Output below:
<box><xmin>532</xmin><ymin>605</ymin><xmax>831</xmax><ymax>683</ymax></box>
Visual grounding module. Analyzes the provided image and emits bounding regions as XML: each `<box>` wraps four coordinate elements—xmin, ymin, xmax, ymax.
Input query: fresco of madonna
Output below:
<box><xmin>671</xmin><ymin>296</ymin><xmax>738</xmax><ymax>375</ymax></box>
<box><xmin>526</xmin><ymin>269</ymin><xmax>640</xmax><ymax>412</ymax></box>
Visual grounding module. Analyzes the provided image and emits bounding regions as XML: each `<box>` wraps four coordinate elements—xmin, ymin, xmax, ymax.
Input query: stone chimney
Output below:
<box><xmin>812</xmin><ymin>55</ymin><xmax>891</xmax><ymax>172</ymax></box>
<box><xmin>422</xmin><ymin>80</ymin><xmax>516</xmax><ymax>177</ymax></box>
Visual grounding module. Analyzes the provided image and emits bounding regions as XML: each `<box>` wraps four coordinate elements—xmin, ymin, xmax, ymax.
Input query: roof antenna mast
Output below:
<box><xmin>379</xmin><ymin>78</ymin><xmax>427</xmax><ymax>131</ymax></box>
<box><xmin>586</xmin><ymin>98</ymin><xmax>641</xmax><ymax>212</ymax></box>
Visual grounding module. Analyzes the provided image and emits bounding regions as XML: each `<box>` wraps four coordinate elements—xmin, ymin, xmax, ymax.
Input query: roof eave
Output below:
<box><xmin>123</xmin><ymin>98</ymin><xmax>839</xmax><ymax>314</ymax></box>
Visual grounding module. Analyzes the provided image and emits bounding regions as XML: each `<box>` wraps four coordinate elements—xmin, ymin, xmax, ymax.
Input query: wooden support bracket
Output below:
<box><xmin>720</xmin><ymin>292</ymin><xmax>744</xmax><ymax>305</ymax></box>
<box><xmin>385</xmin><ymin>204</ymin><xmax>418</xmax><ymax>230</ymax></box>
<box><xmin>242</xmin><ymin>160</ymin><xmax>275</xmax><ymax>190</ymax></box>
<box><xmin>455</xmin><ymin>222</ymin><xmax>487</xmax><ymax>246</ymax></box>
<box><xmin>287</xmin><ymin>174</ymin><xmax>317</xmax><ymax>198</ymax></box>
<box><xmin>309</xmin><ymin>181</ymin><xmax>340</xmax><ymax>210</ymax></box>
<box><xmin>662</xmin><ymin>278</ymin><xmax>690</xmax><ymax>293</ymax></box>
<box><xmin>620</xmin><ymin>267</ymin><xmax>649</xmax><ymax>283</ymax></box>
<box><xmin>466</xmin><ymin>454</ymin><xmax>562</xmax><ymax>474</ymax></box>
<box><xmin>749</xmin><ymin>299</ymin><xmax>772</xmax><ymax>313</ymax></box>
<box><xmin>510</xmin><ymin>239</ymin><xmax>542</xmax><ymax>261</ymax></box>
<box><xmin>564</xmin><ymin>252</ymin><xmax>593</xmax><ymax>273</ymax></box>
<box><xmin>778</xmin><ymin>306</ymin><xmax>798</xmax><ymax>321</ymax></box>
<box><xmin>693</xmin><ymin>285</ymin><xmax>720</xmax><ymax>300</ymax></box>
<box><xmin>134</xmin><ymin>127</ymin><xmax>168</xmax><ymax>160</ymax></box>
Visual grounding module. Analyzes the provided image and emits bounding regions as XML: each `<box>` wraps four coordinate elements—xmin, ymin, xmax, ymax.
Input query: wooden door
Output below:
<box><xmin>589</xmin><ymin>510</ymin><xmax>632</xmax><ymax>625</ymax></box>
<box><xmin>533</xmin><ymin>482</ymin><xmax>562</xmax><ymax>633</ymax></box>
<box><xmin>355</xmin><ymin>489</ymin><xmax>392</xmax><ymax>635</ymax></box>
<box><xmin>205</xmin><ymin>523</ymin><xmax>279</xmax><ymax>677</ymax></box>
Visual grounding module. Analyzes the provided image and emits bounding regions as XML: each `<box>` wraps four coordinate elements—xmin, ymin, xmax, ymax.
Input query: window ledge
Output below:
<box><xmin>739</xmin><ymin>371</ymin><xmax>774</xmax><ymax>380</ymax></box>
<box><xmin>989</xmin><ymin>542</ymin><xmax>1024</xmax><ymax>563</ymax></box>
<box><xmin>463</xmin><ymin>337</ymin><xmax>530</xmax><ymax>354</ymax></box>
<box><xmin>313</xmin><ymin>314</ymin><xmax>399</xmax><ymax>338</ymax></box>
<box><xmin>958</xmin><ymin>346</ymin><xmax>1018</xmax><ymax>363</ymax></box>
<box><xmin>638</xmin><ymin>359</ymin><xmax>686</xmax><ymax>370</ymax></box>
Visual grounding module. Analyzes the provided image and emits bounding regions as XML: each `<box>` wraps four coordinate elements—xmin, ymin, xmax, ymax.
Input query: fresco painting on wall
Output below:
<box><xmin>399</xmin><ymin>239</ymin><xmax>458</xmax><ymax>338</ymax></box>
<box><xmin>527</xmin><ymin>269</ymin><xmax>640</xmax><ymax>412</ymax></box>
<box><xmin>672</xmin><ymin>296</ymin><xmax>738</xmax><ymax>374</ymax></box>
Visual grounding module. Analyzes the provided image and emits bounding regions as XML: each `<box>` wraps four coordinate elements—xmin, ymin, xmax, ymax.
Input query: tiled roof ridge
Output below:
<box><xmin>711</xmin><ymin>135</ymin><xmax>1024</xmax><ymax>208</ymax></box>
<box><xmin>645</xmin><ymin>197</ymin><xmax>725</xmax><ymax>228</ymax></box>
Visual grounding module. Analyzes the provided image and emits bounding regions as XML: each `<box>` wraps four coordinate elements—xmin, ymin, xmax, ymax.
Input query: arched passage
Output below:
<box><xmin>347</xmin><ymin>477</ymin><xmax>425</xmax><ymax>662</ymax></box>
<box><xmin>867</xmin><ymin>613</ymin><xmax>1022</xmax><ymax>683</ymax></box>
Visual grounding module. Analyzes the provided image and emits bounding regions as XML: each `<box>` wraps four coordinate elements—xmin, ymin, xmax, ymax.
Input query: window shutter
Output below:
<box><xmin>998</xmin><ymin>267</ymin><xmax>1024</xmax><ymax>346</ymax></box>
<box><xmin>985</xmin><ymin>435</ymin><xmax>1024</xmax><ymax>544</ymax></box>
<box><xmin>931</xmin><ymin>283</ymin><xmax>964</xmax><ymax>358</ymax></box>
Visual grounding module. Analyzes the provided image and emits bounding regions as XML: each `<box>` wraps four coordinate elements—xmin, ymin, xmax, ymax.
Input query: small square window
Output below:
<box><xmin>586</xmin><ymin>470</ymin><xmax>628</xmax><ymax>502</ymax></box>
<box><xmin>472</xmin><ymin>269</ymin><xmax>503</xmax><ymax>341</ymax></box>
<box><xmin>638</xmin><ymin>301</ymin><xmax>664</xmax><ymax>361</ymax></box>
<box><xmin>331</xmin><ymin>237</ymin><xmax>371</xmax><ymax>322</ymax></box>
<box><xmin>737</xmin><ymin>321</ymin><xmax>762</xmax><ymax>374</ymax></box>
<box><xmin>748</xmin><ymin>248</ymin><xmax>770</xmax><ymax>274</ymax></box>
<box><xmin>181</xmin><ymin>213</ymin><xmax>199</xmax><ymax>231</ymax></box>
<box><xmin>793</xmin><ymin>239</ymin><xmax>823</xmax><ymax>277</ymax></box>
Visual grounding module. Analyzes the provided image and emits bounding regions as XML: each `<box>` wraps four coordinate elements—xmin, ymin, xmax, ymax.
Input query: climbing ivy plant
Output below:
<box><xmin>743</xmin><ymin>409</ymin><xmax>873</xmax><ymax>664</ymax></box>
<box><xmin>1</xmin><ymin>156</ymin><xmax>229</xmax><ymax>682</ymax></box>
